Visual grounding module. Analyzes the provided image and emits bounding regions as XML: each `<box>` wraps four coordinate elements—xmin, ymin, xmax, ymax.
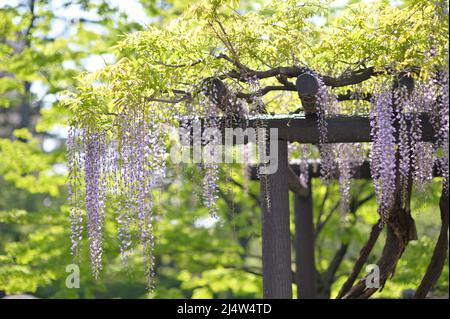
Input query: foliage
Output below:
<box><xmin>64</xmin><ymin>0</ymin><xmax>448</xmax><ymax>127</ymax></box>
<box><xmin>0</xmin><ymin>0</ymin><xmax>448</xmax><ymax>299</ymax></box>
<box><xmin>0</xmin><ymin>0</ymin><xmax>145</xmax><ymax>297</ymax></box>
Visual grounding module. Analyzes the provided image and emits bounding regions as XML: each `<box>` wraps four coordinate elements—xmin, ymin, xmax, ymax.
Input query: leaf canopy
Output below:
<box><xmin>64</xmin><ymin>0</ymin><xmax>449</xmax><ymax>130</ymax></box>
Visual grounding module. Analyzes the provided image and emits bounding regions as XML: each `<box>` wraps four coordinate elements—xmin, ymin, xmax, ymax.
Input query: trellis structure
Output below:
<box><xmin>64</xmin><ymin>0</ymin><xmax>450</xmax><ymax>299</ymax></box>
<box><xmin>66</xmin><ymin>67</ymin><xmax>449</xmax><ymax>298</ymax></box>
<box><xmin>248</xmin><ymin>160</ymin><xmax>443</xmax><ymax>299</ymax></box>
<box><xmin>185</xmin><ymin>73</ymin><xmax>446</xmax><ymax>299</ymax></box>
<box><xmin>196</xmin><ymin>113</ymin><xmax>444</xmax><ymax>299</ymax></box>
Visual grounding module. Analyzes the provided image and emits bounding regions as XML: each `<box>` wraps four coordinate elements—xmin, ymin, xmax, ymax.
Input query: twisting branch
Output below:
<box><xmin>276</xmin><ymin>75</ymin><xmax>296</xmax><ymax>89</ymax></box>
<box><xmin>337</xmin><ymin>91</ymin><xmax>372</xmax><ymax>102</ymax></box>
<box><xmin>151</xmin><ymin>59</ymin><xmax>205</xmax><ymax>68</ymax></box>
<box><xmin>226</xmin><ymin>66</ymin><xmax>309</xmax><ymax>81</ymax></box>
<box><xmin>145</xmin><ymin>95</ymin><xmax>191</xmax><ymax>104</ymax></box>
<box><xmin>235</xmin><ymin>85</ymin><xmax>293</xmax><ymax>99</ymax></box>
<box><xmin>323</xmin><ymin>68</ymin><xmax>381</xmax><ymax>88</ymax></box>
<box><xmin>141</xmin><ymin>52</ymin><xmax>384</xmax><ymax>107</ymax></box>
<box><xmin>24</xmin><ymin>0</ymin><xmax>37</xmax><ymax>43</ymax></box>
<box><xmin>287</xmin><ymin>166</ymin><xmax>309</xmax><ymax>197</ymax></box>
<box><xmin>314</xmin><ymin>200</ymin><xmax>340</xmax><ymax>239</ymax></box>
<box><xmin>337</xmin><ymin>219</ymin><xmax>383</xmax><ymax>299</ymax></box>
<box><xmin>225</xmin><ymin>63</ymin><xmax>381</xmax><ymax>88</ymax></box>
<box><xmin>316</xmin><ymin>188</ymin><xmax>375</xmax><ymax>298</ymax></box>
<box><xmin>414</xmin><ymin>188</ymin><xmax>449</xmax><ymax>298</ymax></box>
<box><xmin>315</xmin><ymin>186</ymin><xmax>330</xmax><ymax>228</ymax></box>
<box><xmin>235</xmin><ymin>84</ymin><xmax>372</xmax><ymax>102</ymax></box>
<box><xmin>342</xmin><ymin>82</ymin><xmax>418</xmax><ymax>299</ymax></box>
<box><xmin>217</xmin><ymin>53</ymin><xmax>250</xmax><ymax>74</ymax></box>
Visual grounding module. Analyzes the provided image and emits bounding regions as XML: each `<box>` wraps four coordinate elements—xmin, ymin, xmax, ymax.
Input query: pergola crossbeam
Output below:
<box><xmin>183</xmin><ymin>113</ymin><xmax>436</xmax><ymax>144</ymax></box>
<box><xmin>180</xmin><ymin>112</ymin><xmax>439</xmax><ymax>299</ymax></box>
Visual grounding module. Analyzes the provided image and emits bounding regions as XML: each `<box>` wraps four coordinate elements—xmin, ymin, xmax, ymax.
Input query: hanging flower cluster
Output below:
<box><xmin>314</xmin><ymin>73</ymin><xmax>366</xmax><ymax>214</ymax></box>
<box><xmin>315</xmin><ymin>73</ymin><xmax>339</xmax><ymax>182</ymax></box>
<box><xmin>298</xmin><ymin>144</ymin><xmax>311</xmax><ymax>189</ymax></box>
<box><xmin>68</xmin><ymin>127</ymin><xmax>108</xmax><ymax>278</ymax></box>
<box><xmin>114</xmin><ymin>107</ymin><xmax>166</xmax><ymax>288</ymax></box>
<box><xmin>369</xmin><ymin>73</ymin><xmax>450</xmax><ymax>223</ymax></box>
<box><xmin>67</xmin><ymin>126</ymin><xmax>85</xmax><ymax>260</ymax></box>
<box><xmin>68</xmin><ymin>105</ymin><xmax>167</xmax><ymax>288</ymax></box>
<box><xmin>66</xmin><ymin>68</ymin><xmax>449</xmax><ymax>290</ymax></box>
<box><xmin>83</xmin><ymin>131</ymin><xmax>108</xmax><ymax>278</ymax></box>
<box><xmin>435</xmin><ymin>71</ymin><xmax>449</xmax><ymax>194</ymax></box>
<box><xmin>336</xmin><ymin>143</ymin><xmax>365</xmax><ymax>215</ymax></box>
<box><xmin>200</xmin><ymin>93</ymin><xmax>221</xmax><ymax>218</ymax></box>
<box><xmin>67</xmin><ymin>81</ymin><xmax>257</xmax><ymax>284</ymax></box>
<box><xmin>410</xmin><ymin>81</ymin><xmax>436</xmax><ymax>192</ymax></box>
<box><xmin>370</xmin><ymin>88</ymin><xmax>397</xmax><ymax>222</ymax></box>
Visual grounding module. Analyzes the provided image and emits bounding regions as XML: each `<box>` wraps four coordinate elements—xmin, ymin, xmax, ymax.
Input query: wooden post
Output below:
<box><xmin>294</xmin><ymin>177</ymin><xmax>316</xmax><ymax>299</ymax></box>
<box><xmin>261</xmin><ymin>139</ymin><xmax>292</xmax><ymax>299</ymax></box>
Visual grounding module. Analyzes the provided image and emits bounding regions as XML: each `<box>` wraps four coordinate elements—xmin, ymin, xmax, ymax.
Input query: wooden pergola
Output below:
<box><xmin>188</xmin><ymin>112</ymin><xmax>438</xmax><ymax>299</ymax></box>
<box><xmin>182</xmin><ymin>68</ymin><xmax>449</xmax><ymax>299</ymax></box>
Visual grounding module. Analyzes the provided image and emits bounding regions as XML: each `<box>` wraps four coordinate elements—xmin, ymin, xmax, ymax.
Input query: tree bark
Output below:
<box><xmin>414</xmin><ymin>188</ymin><xmax>449</xmax><ymax>298</ymax></box>
<box><xmin>337</xmin><ymin>220</ymin><xmax>382</xmax><ymax>298</ymax></box>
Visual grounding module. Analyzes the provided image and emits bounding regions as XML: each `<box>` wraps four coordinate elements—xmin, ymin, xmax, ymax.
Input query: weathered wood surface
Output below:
<box><xmin>296</xmin><ymin>73</ymin><xmax>319</xmax><ymax>115</ymax></box>
<box><xmin>180</xmin><ymin>113</ymin><xmax>436</xmax><ymax>144</ymax></box>
<box><xmin>260</xmin><ymin>140</ymin><xmax>293</xmax><ymax>299</ymax></box>
<box><xmin>249</xmin><ymin>160</ymin><xmax>442</xmax><ymax>180</ymax></box>
<box><xmin>294</xmin><ymin>179</ymin><xmax>317</xmax><ymax>299</ymax></box>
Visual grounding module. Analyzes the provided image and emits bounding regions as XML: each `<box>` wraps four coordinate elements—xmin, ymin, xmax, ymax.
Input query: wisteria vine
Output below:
<box><xmin>67</xmin><ymin>68</ymin><xmax>449</xmax><ymax>290</ymax></box>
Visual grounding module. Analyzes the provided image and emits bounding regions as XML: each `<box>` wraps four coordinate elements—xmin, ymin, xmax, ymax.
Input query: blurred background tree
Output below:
<box><xmin>0</xmin><ymin>0</ymin><xmax>447</xmax><ymax>299</ymax></box>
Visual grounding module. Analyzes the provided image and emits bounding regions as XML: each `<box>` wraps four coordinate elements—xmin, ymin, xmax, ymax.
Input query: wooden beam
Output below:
<box><xmin>181</xmin><ymin>113</ymin><xmax>436</xmax><ymax>144</ymax></box>
<box><xmin>249</xmin><ymin>160</ymin><xmax>442</xmax><ymax>180</ymax></box>
<box><xmin>245</xmin><ymin>114</ymin><xmax>435</xmax><ymax>143</ymax></box>
<box><xmin>294</xmin><ymin>177</ymin><xmax>317</xmax><ymax>299</ymax></box>
<box><xmin>260</xmin><ymin>139</ymin><xmax>293</xmax><ymax>299</ymax></box>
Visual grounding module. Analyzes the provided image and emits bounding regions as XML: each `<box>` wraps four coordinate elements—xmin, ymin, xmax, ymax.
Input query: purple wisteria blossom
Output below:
<box><xmin>436</xmin><ymin>72</ymin><xmax>449</xmax><ymax>194</ymax></box>
<box><xmin>336</xmin><ymin>143</ymin><xmax>364</xmax><ymax>215</ymax></box>
<box><xmin>200</xmin><ymin>92</ymin><xmax>221</xmax><ymax>217</ymax></box>
<box><xmin>66</xmin><ymin>62</ymin><xmax>448</xmax><ymax>294</ymax></box>
<box><xmin>67</xmin><ymin>125</ymin><xmax>84</xmax><ymax>260</ymax></box>
<box><xmin>315</xmin><ymin>73</ymin><xmax>338</xmax><ymax>182</ymax></box>
<box><xmin>299</xmin><ymin>144</ymin><xmax>311</xmax><ymax>189</ymax></box>
<box><xmin>410</xmin><ymin>81</ymin><xmax>436</xmax><ymax>191</ymax></box>
<box><xmin>370</xmin><ymin>88</ymin><xmax>397</xmax><ymax>223</ymax></box>
<box><xmin>83</xmin><ymin>130</ymin><xmax>107</xmax><ymax>279</ymax></box>
<box><xmin>113</xmin><ymin>106</ymin><xmax>166</xmax><ymax>289</ymax></box>
<box><xmin>394</xmin><ymin>86</ymin><xmax>412</xmax><ymax>199</ymax></box>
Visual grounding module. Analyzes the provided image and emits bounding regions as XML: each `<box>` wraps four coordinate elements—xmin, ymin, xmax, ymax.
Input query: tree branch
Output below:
<box><xmin>226</xmin><ymin>65</ymin><xmax>381</xmax><ymax>88</ymax></box>
<box><xmin>325</xmin><ymin>243</ymin><xmax>349</xmax><ymax>287</ymax></box>
<box><xmin>287</xmin><ymin>166</ymin><xmax>309</xmax><ymax>197</ymax></box>
<box><xmin>226</xmin><ymin>176</ymin><xmax>261</xmax><ymax>206</ymax></box>
<box><xmin>336</xmin><ymin>220</ymin><xmax>383</xmax><ymax>299</ymax></box>
<box><xmin>414</xmin><ymin>188</ymin><xmax>449</xmax><ymax>298</ymax></box>
<box><xmin>151</xmin><ymin>59</ymin><xmax>205</xmax><ymax>68</ymax></box>
<box><xmin>24</xmin><ymin>0</ymin><xmax>36</xmax><ymax>43</ymax></box>
<box><xmin>315</xmin><ymin>200</ymin><xmax>340</xmax><ymax>239</ymax></box>
<box><xmin>315</xmin><ymin>186</ymin><xmax>330</xmax><ymax>227</ymax></box>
